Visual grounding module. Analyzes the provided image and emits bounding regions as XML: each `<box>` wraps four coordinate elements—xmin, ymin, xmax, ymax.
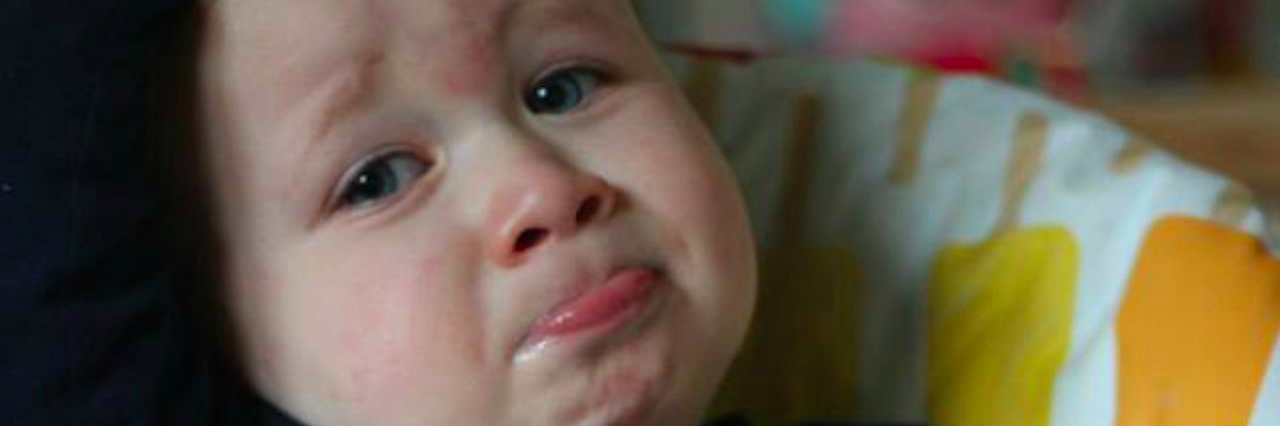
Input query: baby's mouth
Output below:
<box><xmin>516</xmin><ymin>265</ymin><xmax>667</xmax><ymax>360</ymax></box>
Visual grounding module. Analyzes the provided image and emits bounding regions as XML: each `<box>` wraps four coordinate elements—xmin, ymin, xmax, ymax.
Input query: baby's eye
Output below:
<box><xmin>524</xmin><ymin>66</ymin><xmax>605</xmax><ymax>115</ymax></box>
<box><xmin>335</xmin><ymin>150</ymin><xmax>432</xmax><ymax>210</ymax></box>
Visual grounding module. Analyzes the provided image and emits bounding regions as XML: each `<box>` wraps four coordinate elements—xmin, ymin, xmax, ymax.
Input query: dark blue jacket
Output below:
<box><xmin>0</xmin><ymin>1</ymin><xmax>297</xmax><ymax>424</ymax></box>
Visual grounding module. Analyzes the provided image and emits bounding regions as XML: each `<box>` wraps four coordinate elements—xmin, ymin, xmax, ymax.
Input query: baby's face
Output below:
<box><xmin>197</xmin><ymin>0</ymin><xmax>756</xmax><ymax>424</ymax></box>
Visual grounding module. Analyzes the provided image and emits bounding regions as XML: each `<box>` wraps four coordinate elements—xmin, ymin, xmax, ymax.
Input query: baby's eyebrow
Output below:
<box><xmin>497</xmin><ymin>0</ymin><xmax>600</xmax><ymax>42</ymax></box>
<box><xmin>300</xmin><ymin>54</ymin><xmax>380</xmax><ymax>144</ymax></box>
<box><xmin>283</xmin><ymin>54</ymin><xmax>380</xmax><ymax>213</ymax></box>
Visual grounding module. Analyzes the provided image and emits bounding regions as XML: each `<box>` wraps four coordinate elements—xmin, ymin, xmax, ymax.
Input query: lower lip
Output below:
<box><xmin>525</xmin><ymin>268</ymin><xmax>659</xmax><ymax>346</ymax></box>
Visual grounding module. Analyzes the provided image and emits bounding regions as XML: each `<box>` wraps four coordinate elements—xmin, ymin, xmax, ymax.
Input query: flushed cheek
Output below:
<box><xmin>616</xmin><ymin>93</ymin><xmax>755</xmax><ymax>278</ymax></box>
<box><xmin>620</xmin><ymin>97</ymin><xmax>757</xmax><ymax>356</ymax></box>
<box><xmin>276</xmin><ymin>249</ymin><xmax>492</xmax><ymax>421</ymax></box>
<box><xmin>657</xmin><ymin>162</ymin><xmax>755</xmax><ymax>346</ymax></box>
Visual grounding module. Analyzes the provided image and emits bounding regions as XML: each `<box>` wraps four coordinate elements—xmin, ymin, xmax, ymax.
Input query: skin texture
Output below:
<box><xmin>197</xmin><ymin>0</ymin><xmax>757</xmax><ymax>425</ymax></box>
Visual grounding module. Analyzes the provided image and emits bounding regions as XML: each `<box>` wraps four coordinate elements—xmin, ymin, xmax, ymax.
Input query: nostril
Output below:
<box><xmin>514</xmin><ymin>228</ymin><xmax>549</xmax><ymax>253</ymax></box>
<box><xmin>575</xmin><ymin>196</ymin><xmax>601</xmax><ymax>225</ymax></box>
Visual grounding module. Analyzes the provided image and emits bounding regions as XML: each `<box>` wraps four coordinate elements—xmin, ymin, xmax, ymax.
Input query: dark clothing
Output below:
<box><xmin>1</xmin><ymin>0</ymin><xmax>298</xmax><ymax>424</ymax></box>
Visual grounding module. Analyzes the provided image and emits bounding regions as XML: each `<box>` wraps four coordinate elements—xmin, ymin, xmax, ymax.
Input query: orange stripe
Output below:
<box><xmin>1116</xmin><ymin>217</ymin><xmax>1280</xmax><ymax>426</ymax></box>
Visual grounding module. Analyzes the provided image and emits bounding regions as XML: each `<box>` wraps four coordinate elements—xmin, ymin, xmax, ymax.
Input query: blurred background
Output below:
<box><xmin>636</xmin><ymin>0</ymin><xmax>1280</xmax><ymax>195</ymax></box>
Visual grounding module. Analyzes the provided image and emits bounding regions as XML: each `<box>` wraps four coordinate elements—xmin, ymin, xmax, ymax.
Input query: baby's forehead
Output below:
<box><xmin>204</xmin><ymin>0</ymin><xmax>625</xmax><ymax>130</ymax></box>
<box><xmin>212</xmin><ymin>0</ymin><xmax>613</xmax><ymax>67</ymax></box>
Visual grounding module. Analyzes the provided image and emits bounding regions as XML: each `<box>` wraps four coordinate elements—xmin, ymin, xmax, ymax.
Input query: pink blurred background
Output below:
<box><xmin>637</xmin><ymin>0</ymin><xmax>1280</xmax><ymax>205</ymax></box>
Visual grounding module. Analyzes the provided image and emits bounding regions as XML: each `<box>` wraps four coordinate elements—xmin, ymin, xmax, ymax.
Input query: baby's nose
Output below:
<box><xmin>484</xmin><ymin>162</ymin><xmax>618</xmax><ymax>268</ymax></box>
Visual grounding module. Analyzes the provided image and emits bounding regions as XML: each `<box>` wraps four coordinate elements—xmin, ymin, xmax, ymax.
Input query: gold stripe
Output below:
<box><xmin>774</xmin><ymin>93</ymin><xmax>822</xmax><ymax>250</ymax></box>
<box><xmin>1212</xmin><ymin>183</ymin><xmax>1255</xmax><ymax>228</ymax></box>
<box><xmin>890</xmin><ymin>69</ymin><xmax>942</xmax><ymax>184</ymax></box>
<box><xmin>1263</xmin><ymin>197</ymin><xmax>1280</xmax><ymax>251</ymax></box>
<box><xmin>1111</xmin><ymin>136</ymin><xmax>1155</xmax><ymax>175</ymax></box>
<box><xmin>998</xmin><ymin>113</ymin><xmax>1050</xmax><ymax>233</ymax></box>
<box><xmin>685</xmin><ymin>58</ymin><xmax>724</xmax><ymax>125</ymax></box>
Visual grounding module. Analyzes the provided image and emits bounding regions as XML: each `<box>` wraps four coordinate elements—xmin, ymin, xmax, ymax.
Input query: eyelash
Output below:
<box><xmin>332</xmin><ymin>149</ymin><xmax>433</xmax><ymax>212</ymax></box>
<box><xmin>523</xmin><ymin>64</ymin><xmax>609</xmax><ymax>115</ymax></box>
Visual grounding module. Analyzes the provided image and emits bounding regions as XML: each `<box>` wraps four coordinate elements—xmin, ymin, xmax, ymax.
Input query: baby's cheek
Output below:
<box><xmin>638</xmin><ymin>96</ymin><xmax>757</xmax><ymax>338</ymax></box>
<box><xmin>288</xmin><ymin>249</ymin><xmax>490</xmax><ymax>421</ymax></box>
<box><xmin>636</xmin><ymin>92</ymin><xmax>753</xmax><ymax>258</ymax></box>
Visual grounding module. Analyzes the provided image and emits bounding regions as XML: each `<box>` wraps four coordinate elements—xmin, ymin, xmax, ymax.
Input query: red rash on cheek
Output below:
<box><xmin>418</xmin><ymin>254</ymin><xmax>442</xmax><ymax>281</ymax></box>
